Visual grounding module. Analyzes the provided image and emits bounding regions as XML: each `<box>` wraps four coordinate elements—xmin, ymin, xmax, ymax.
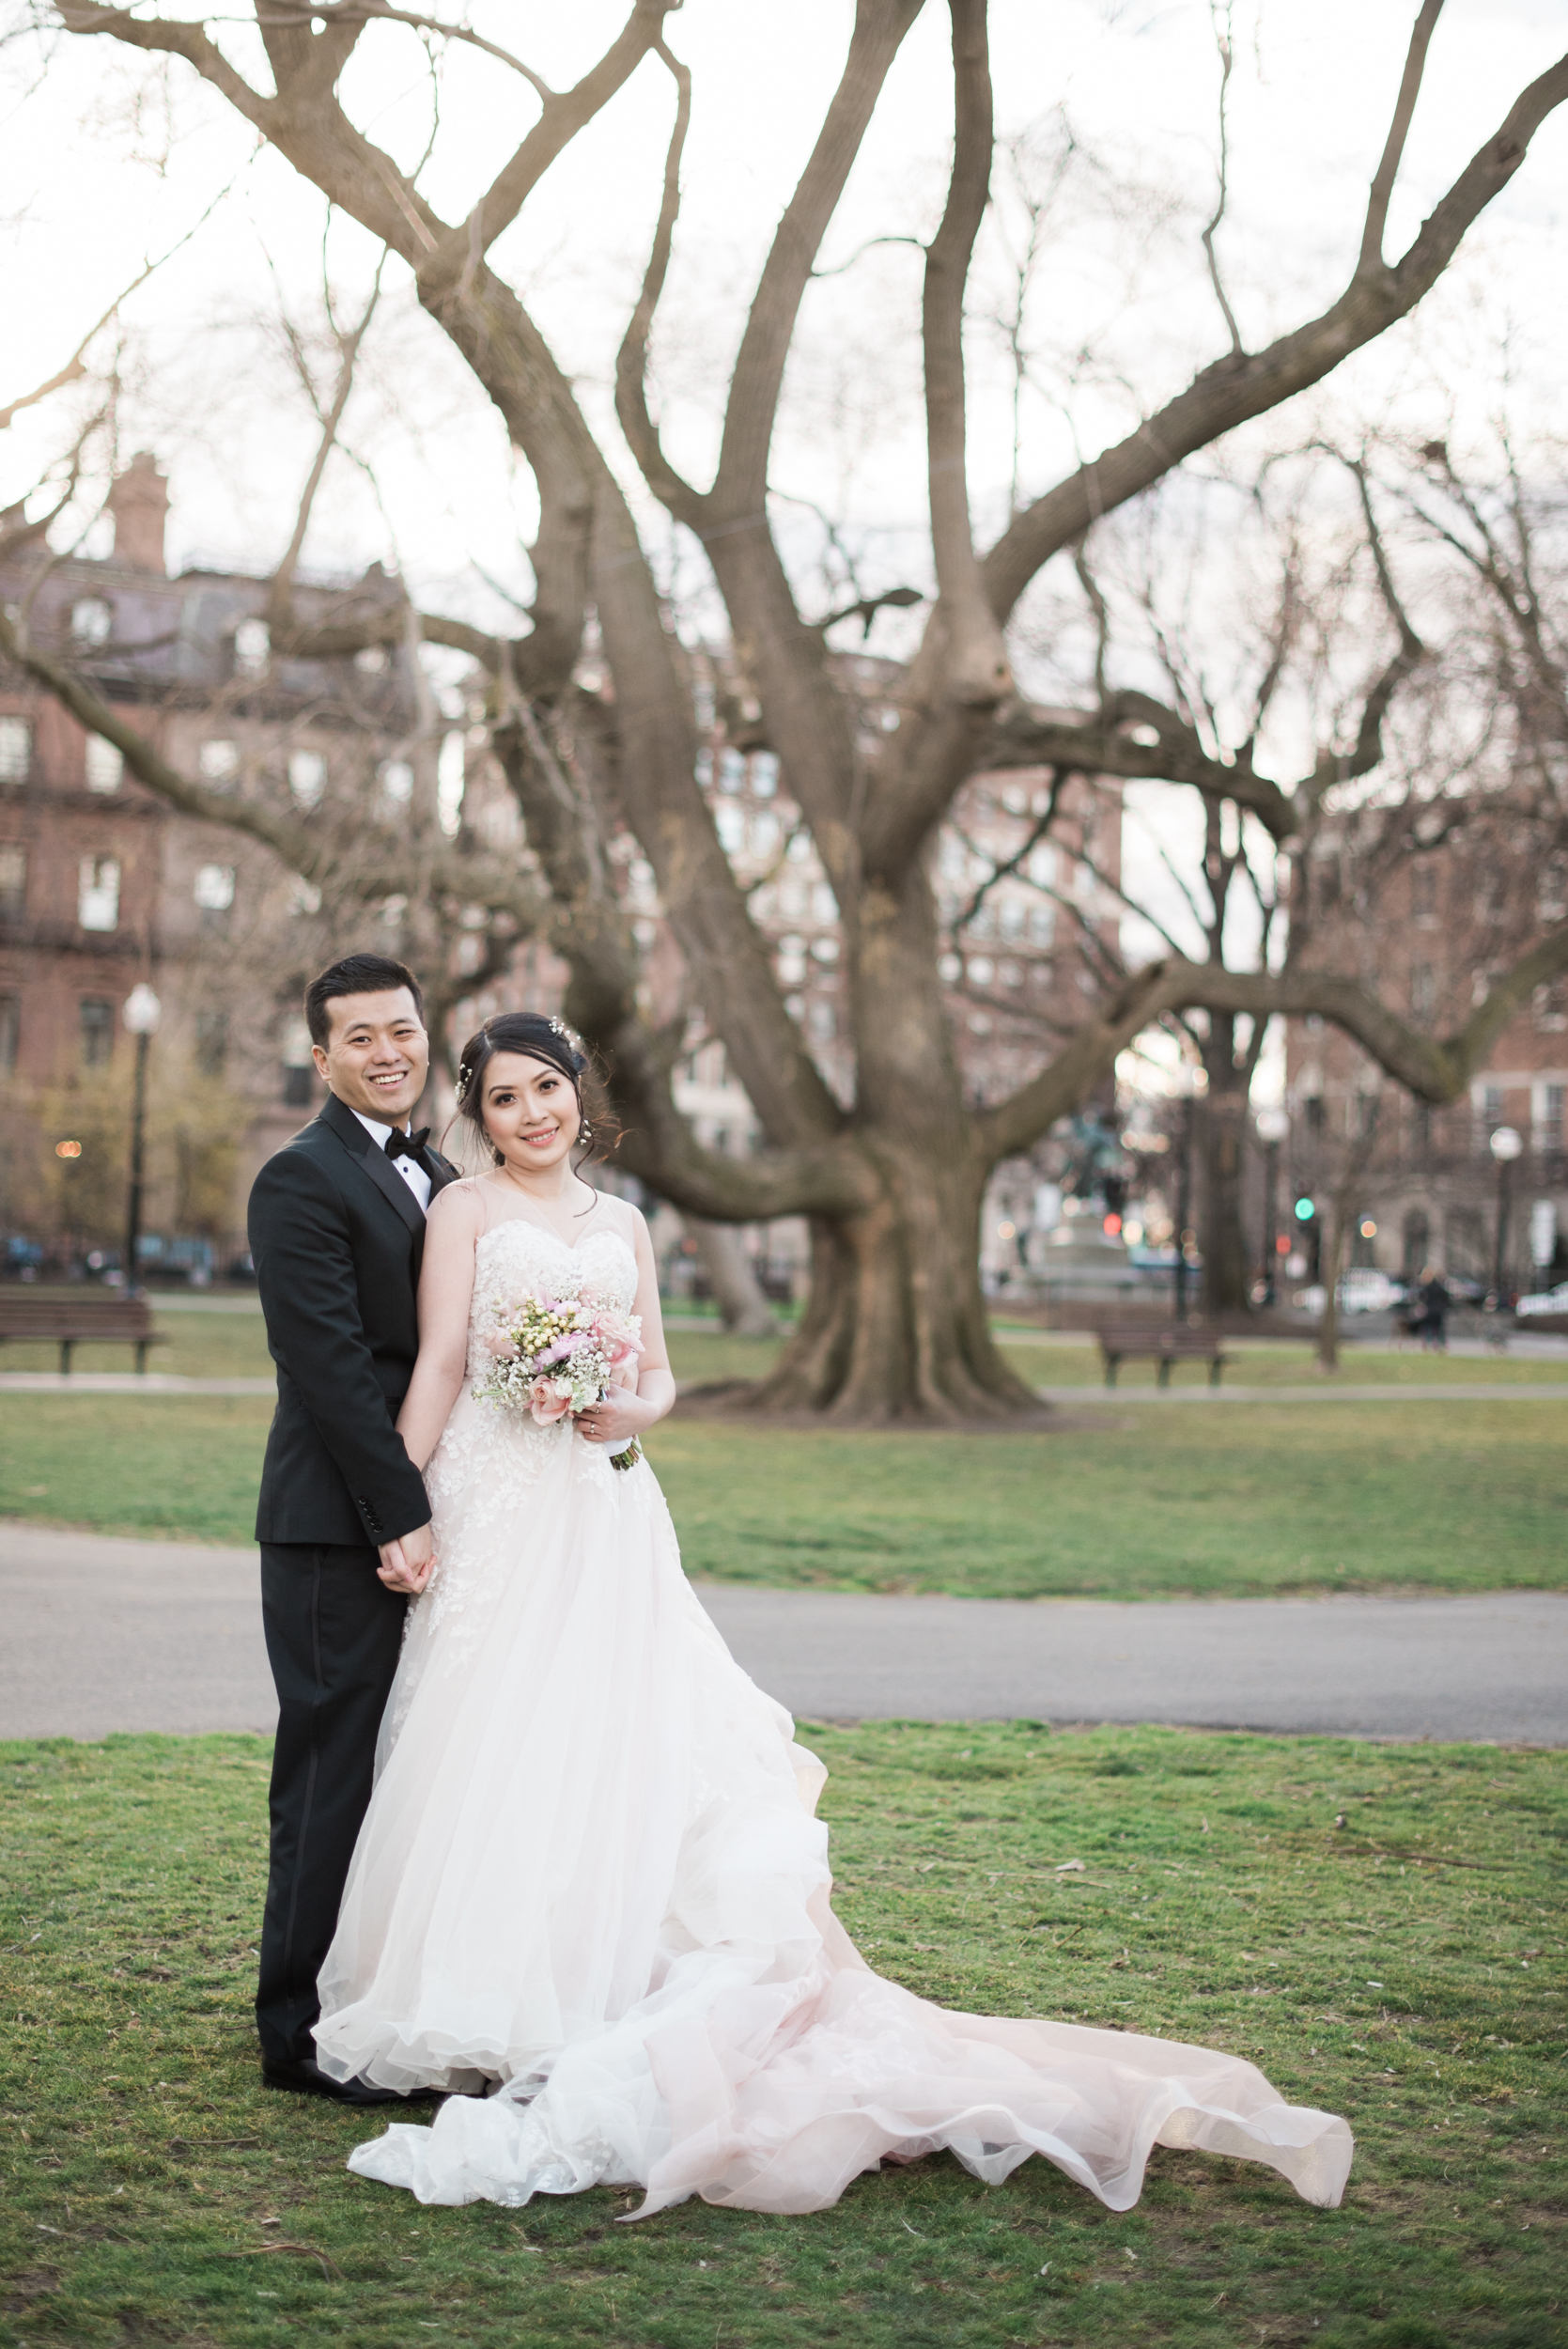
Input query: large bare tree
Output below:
<box><xmin>9</xmin><ymin>0</ymin><xmax>1568</xmax><ymax>1418</ymax></box>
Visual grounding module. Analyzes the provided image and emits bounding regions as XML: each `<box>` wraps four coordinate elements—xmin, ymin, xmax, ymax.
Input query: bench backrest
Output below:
<box><xmin>0</xmin><ymin>1294</ymin><xmax>157</xmax><ymax>1337</ymax></box>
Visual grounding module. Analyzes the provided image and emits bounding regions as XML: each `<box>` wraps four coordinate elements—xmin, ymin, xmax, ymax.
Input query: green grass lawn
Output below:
<box><xmin>3</xmin><ymin>1307</ymin><xmax>1567</xmax><ymax>1388</ymax></box>
<box><xmin>3</xmin><ymin>1390</ymin><xmax>1566</xmax><ymax>1598</ymax></box>
<box><xmin>2</xmin><ymin>1725</ymin><xmax>1560</xmax><ymax>2349</ymax></box>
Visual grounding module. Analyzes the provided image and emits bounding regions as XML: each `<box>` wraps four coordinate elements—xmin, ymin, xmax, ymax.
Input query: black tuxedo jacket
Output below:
<box><xmin>249</xmin><ymin>1091</ymin><xmax>460</xmax><ymax>1548</ymax></box>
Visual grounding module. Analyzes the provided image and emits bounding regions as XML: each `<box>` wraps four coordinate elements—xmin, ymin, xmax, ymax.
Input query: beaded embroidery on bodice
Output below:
<box><xmin>464</xmin><ymin>1215</ymin><xmax>639</xmax><ymax>1381</ymax></box>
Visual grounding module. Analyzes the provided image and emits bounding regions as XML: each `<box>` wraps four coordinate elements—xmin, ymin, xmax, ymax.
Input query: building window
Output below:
<box><xmin>0</xmin><ymin>717</ymin><xmax>31</xmax><ymax>782</ymax></box>
<box><xmin>1483</xmin><ymin>1084</ymin><xmax>1504</xmax><ymax>1128</ymax></box>
<box><xmin>1411</xmin><ymin>861</ymin><xmax>1436</xmax><ymax>919</ymax></box>
<box><xmin>234</xmin><ymin>617</ymin><xmax>270</xmax><ymax>677</ymax></box>
<box><xmin>78</xmin><ymin>856</ymin><xmax>120</xmax><ymax>932</ymax></box>
<box><xmin>1541</xmin><ymin>1084</ymin><xmax>1566</xmax><ymax>1152</ymax></box>
<box><xmin>1402</xmin><ymin>1208</ymin><xmax>1430</xmax><ymax>1276</ymax></box>
<box><xmin>290</xmin><ymin>750</ymin><xmax>327</xmax><ymax>807</ymax></box>
<box><xmin>193</xmin><ymin>863</ymin><xmax>235</xmax><ymax>913</ymax></box>
<box><xmin>85</xmin><ymin>735</ymin><xmax>123</xmax><ymax>792</ymax></box>
<box><xmin>0</xmin><ymin>843</ymin><xmax>25</xmax><ymax>919</ymax></box>
<box><xmin>199</xmin><ymin>739</ymin><xmax>240</xmax><ymax>788</ymax></box>
<box><xmin>1303</xmin><ymin>1095</ymin><xmax>1325</xmax><ymax>1134</ymax></box>
<box><xmin>1410</xmin><ymin>964</ymin><xmax>1435</xmax><ymax>1019</ymax></box>
<box><xmin>70</xmin><ymin>598</ymin><xmax>113</xmax><ymax>646</ymax></box>
<box><xmin>195</xmin><ymin>1008</ymin><xmax>228</xmax><ymax>1074</ymax></box>
<box><xmin>808</xmin><ymin>999</ymin><xmax>837</xmax><ymax>1042</ymax></box>
<box><xmin>80</xmin><ymin>997</ymin><xmax>115</xmax><ymax>1066</ymax></box>
<box><xmin>0</xmin><ymin>992</ymin><xmax>17</xmax><ymax>1072</ymax></box>
<box><xmin>1533</xmin><ymin>979</ymin><xmax>1568</xmax><ymax>1033</ymax></box>
<box><xmin>283</xmin><ymin>1062</ymin><xmax>314</xmax><ymax>1107</ymax></box>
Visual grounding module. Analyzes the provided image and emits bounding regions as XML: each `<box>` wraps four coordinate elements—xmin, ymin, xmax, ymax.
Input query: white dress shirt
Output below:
<box><xmin>352</xmin><ymin>1107</ymin><xmax>433</xmax><ymax>1213</ymax></box>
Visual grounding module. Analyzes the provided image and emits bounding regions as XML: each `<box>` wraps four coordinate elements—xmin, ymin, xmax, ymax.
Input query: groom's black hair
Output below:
<box><xmin>304</xmin><ymin>953</ymin><xmax>426</xmax><ymax>1048</ymax></box>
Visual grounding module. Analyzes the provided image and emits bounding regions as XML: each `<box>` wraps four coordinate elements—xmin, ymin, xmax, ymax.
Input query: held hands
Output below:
<box><xmin>378</xmin><ymin>1520</ymin><xmax>437</xmax><ymax>1595</ymax></box>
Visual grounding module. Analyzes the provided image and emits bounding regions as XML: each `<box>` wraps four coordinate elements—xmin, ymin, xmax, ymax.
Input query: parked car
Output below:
<box><xmin>1517</xmin><ymin>1282</ymin><xmax>1568</xmax><ymax>1317</ymax></box>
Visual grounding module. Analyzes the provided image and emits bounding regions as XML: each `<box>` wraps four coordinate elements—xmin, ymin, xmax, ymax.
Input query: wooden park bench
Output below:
<box><xmin>0</xmin><ymin>1290</ymin><xmax>167</xmax><ymax>1375</ymax></box>
<box><xmin>1095</xmin><ymin>1322</ymin><xmax>1234</xmax><ymax>1389</ymax></box>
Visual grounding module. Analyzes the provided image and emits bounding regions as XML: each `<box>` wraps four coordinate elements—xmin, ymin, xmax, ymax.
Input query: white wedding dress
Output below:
<box><xmin>314</xmin><ymin>1201</ymin><xmax>1352</xmax><ymax>2217</ymax></box>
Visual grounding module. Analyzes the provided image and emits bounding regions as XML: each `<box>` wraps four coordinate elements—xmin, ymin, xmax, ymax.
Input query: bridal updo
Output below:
<box><xmin>449</xmin><ymin>1011</ymin><xmax>615</xmax><ymax>1171</ymax></box>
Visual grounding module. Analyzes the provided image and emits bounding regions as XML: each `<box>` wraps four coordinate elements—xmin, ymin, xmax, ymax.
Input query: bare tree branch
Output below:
<box><xmin>613</xmin><ymin>37</ymin><xmax>702</xmax><ymax>525</ymax></box>
<box><xmin>981</xmin><ymin>31</ymin><xmax>1568</xmax><ymax>625</ymax></box>
<box><xmin>0</xmin><ymin>596</ymin><xmax>539</xmax><ymax>924</ymax></box>
<box><xmin>921</xmin><ymin>0</ymin><xmax>1010</xmax><ymax>708</ymax></box>
<box><xmin>979</xmin><ymin>923</ymin><xmax>1568</xmax><ymax>1165</ymax></box>
<box><xmin>1201</xmin><ymin>3</ymin><xmax>1243</xmax><ymax>356</ymax></box>
<box><xmin>1359</xmin><ymin>0</ymin><xmax>1445</xmax><ymax>274</ymax></box>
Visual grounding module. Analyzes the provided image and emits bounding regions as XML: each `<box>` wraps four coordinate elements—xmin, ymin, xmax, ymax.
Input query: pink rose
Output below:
<box><xmin>528</xmin><ymin>1376</ymin><xmax>575</xmax><ymax>1426</ymax></box>
<box><xmin>590</xmin><ymin>1309</ymin><xmax>644</xmax><ymax>1368</ymax></box>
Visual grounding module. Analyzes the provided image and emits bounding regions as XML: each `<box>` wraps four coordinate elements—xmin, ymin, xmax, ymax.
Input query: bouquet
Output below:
<box><xmin>474</xmin><ymin>1281</ymin><xmax>644</xmax><ymax>1470</ymax></box>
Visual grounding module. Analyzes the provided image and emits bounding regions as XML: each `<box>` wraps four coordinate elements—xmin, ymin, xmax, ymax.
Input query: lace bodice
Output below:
<box><xmin>465</xmin><ymin>1215</ymin><xmax>639</xmax><ymax>1382</ymax></box>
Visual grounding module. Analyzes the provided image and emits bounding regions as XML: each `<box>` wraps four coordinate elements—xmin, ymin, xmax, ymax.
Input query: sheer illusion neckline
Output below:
<box><xmin>474</xmin><ymin>1184</ymin><xmax>626</xmax><ymax>1258</ymax></box>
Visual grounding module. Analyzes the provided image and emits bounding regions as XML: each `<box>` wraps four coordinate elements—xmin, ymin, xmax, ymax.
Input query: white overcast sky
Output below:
<box><xmin>5</xmin><ymin>0</ymin><xmax>1563</xmax><ymax>579</ymax></box>
<box><xmin>3</xmin><ymin>0</ymin><xmax>1565</xmax><ymax>1090</ymax></box>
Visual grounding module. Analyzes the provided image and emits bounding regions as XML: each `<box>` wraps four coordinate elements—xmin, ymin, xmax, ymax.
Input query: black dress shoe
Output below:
<box><xmin>261</xmin><ymin>2055</ymin><xmax>439</xmax><ymax>2108</ymax></box>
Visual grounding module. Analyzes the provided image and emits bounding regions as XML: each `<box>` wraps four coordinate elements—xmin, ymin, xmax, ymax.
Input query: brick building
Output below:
<box><xmin>0</xmin><ymin>456</ymin><xmax>422</xmax><ymax>1272</ymax></box>
<box><xmin>1282</xmin><ymin>821</ymin><xmax>1568</xmax><ymax>1296</ymax></box>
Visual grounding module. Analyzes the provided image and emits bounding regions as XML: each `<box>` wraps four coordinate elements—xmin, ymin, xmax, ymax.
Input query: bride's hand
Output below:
<box><xmin>575</xmin><ymin>1389</ymin><xmax>647</xmax><ymax>1444</ymax></box>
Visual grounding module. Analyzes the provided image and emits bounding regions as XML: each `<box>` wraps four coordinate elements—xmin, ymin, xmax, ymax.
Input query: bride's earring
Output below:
<box><xmin>492</xmin><ymin>1143</ymin><xmax>505</xmax><ymax>1166</ymax></box>
<box><xmin>577</xmin><ymin>1118</ymin><xmax>593</xmax><ymax>1148</ymax></box>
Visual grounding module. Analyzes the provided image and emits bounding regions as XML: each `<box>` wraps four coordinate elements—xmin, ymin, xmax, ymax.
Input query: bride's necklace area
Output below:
<box><xmin>490</xmin><ymin>1160</ymin><xmax>599</xmax><ymax>1249</ymax></box>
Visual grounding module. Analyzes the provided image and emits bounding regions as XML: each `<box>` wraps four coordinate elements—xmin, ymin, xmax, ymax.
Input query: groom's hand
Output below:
<box><xmin>377</xmin><ymin>1521</ymin><xmax>436</xmax><ymax>1595</ymax></box>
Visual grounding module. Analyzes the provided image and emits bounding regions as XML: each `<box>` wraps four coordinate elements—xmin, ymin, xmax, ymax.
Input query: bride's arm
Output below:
<box><xmin>396</xmin><ymin>1183</ymin><xmax>483</xmax><ymax>1471</ymax></box>
<box><xmin>628</xmin><ymin>1208</ymin><xmax>676</xmax><ymax>1424</ymax></box>
<box><xmin>576</xmin><ymin>1206</ymin><xmax>675</xmax><ymax>1445</ymax></box>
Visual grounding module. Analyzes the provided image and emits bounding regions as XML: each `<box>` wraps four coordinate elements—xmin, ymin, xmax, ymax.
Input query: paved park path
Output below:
<box><xmin>3</xmin><ymin>1521</ymin><xmax>1562</xmax><ymax>1747</ymax></box>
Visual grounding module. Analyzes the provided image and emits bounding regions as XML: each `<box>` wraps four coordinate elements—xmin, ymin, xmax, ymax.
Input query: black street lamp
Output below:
<box><xmin>1489</xmin><ymin>1124</ymin><xmax>1523</xmax><ymax>1303</ymax></box>
<box><xmin>122</xmin><ymin>983</ymin><xmax>162</xmax><ymax>1296</ymax></box>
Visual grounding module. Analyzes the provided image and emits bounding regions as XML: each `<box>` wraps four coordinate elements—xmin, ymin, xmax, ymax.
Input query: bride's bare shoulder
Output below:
<box><xmin>428</xmin><ymin>1176</ymin><xmax>490</xmax><ymax>1234</ymax></box>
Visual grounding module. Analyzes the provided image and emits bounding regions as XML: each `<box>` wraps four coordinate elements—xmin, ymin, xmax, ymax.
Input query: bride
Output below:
<box><xmin>314</xmin><ymin>1009</ymin><xmax>1352</xmax><ymax>2218</ymax></box>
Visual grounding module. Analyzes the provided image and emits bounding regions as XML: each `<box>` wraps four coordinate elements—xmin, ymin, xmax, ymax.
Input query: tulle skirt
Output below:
<box><xmin>314</xmin><ymin>1393</ymin><xmax>1352</xmax><ymax>2217</ymax></box>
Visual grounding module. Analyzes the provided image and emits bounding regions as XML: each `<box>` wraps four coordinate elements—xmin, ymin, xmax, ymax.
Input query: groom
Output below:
<box><xmin>248</xmin><ymin>951</ymin><xmax>459</xmax><ymax>2103</ymax></box>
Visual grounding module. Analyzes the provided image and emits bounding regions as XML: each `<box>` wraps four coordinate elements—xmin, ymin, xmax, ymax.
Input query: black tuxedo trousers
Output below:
<box><xmin>256</xmin><ymin>1540</ymin><xmax>407</xmax><ymax>2064</ymax></box>
<box><xmin>248</xmin><ymin>1093</ymin><xmax>458</xmax><ymax>2068</ymax></box>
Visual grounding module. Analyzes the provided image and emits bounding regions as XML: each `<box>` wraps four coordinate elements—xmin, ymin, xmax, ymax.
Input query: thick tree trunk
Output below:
<box><xmin>681</xmin><ymin>1216</ymin><xmax>777</xmax><ymax>1336</ymax></box>
<box><xmin>746</xmin><ymin>1141</ymin><xmax>1038</xmax><ymax>1422</ymax></box>
<box><xmin>1198</xmin><ymin>1029</ymin><xmax>1254</xmax><ymax>1318</ymax></box>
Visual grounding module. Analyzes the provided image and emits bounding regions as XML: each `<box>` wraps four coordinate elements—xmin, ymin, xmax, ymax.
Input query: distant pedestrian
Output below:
<box><xmin>1413</xmin><ymin>1265</ymin><xmax>1452</xmax><ymax>1350</ymax></box>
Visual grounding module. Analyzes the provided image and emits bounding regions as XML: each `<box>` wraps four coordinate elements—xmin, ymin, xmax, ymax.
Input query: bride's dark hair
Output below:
<box><xmin>451</xmin><ymin>1011</ymin><xmax>616</xmax><ymax>1172</ymax></box>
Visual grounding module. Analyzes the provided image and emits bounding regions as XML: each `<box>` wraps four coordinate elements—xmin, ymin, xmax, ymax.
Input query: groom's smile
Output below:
<box><xmin>311</xmin><ymin>988</ymin><xmax>430</xmax><ymax>1127</ymax></box>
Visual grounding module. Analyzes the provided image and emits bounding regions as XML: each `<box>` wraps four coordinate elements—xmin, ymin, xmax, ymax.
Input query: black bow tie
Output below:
<box><xmin>385</xmin><ymin>1127</ymin><xmax>429</xmax><ymax>1163</ymax></box>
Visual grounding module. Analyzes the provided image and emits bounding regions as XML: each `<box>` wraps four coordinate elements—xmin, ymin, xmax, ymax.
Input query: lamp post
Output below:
<box><xmin>1255</xmin><ymin>1107</ymin><xmax>1289</xmax><ymax>1305</ymax></box>
<box><xmin>122</xmin><ymin>983</ymin><xmax>162</xmax><ymax>1296</ymax></box>
<box><xmin>1489</xmin><ymin>1125</ymin><xmax>1523</xmax><ymax>1304</ymax></box>
<box><xmin>1172</xmin><ymin>1085</ymin><xmax>1198</xmax><ymax>1321</ymax></box>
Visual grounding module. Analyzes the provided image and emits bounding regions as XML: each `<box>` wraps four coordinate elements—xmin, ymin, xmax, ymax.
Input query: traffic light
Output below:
<box><xmin>1294</xmin><ymin>1196</ymin><xmax>1315</xmax><ymax>1222</ymax></box>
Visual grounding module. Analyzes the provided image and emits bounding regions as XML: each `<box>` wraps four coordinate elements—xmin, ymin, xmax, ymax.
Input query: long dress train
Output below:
<box><xmin>314</xmin><ymin>1206</ymin><xmax>1352</xmax><ymax>2217</ymax></box>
